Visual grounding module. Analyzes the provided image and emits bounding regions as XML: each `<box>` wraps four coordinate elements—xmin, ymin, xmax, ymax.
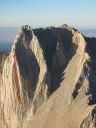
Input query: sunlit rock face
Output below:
<box><xmin>1</xmin><ymin>24</ymin><xmax>96</xmax><ymax>128</ymax></box>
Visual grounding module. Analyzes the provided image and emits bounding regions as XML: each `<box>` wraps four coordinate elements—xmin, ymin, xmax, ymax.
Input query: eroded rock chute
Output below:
<box><xmin>12</xmin><ymin>50</ymin><xmax>25</xmax><ymax>109</ymax></box>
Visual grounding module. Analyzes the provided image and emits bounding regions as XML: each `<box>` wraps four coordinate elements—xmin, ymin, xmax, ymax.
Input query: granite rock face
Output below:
<box><xmin>1</xmin><ymin>24</ymin><xmax>96</xmax><ymax>128</ymax></box>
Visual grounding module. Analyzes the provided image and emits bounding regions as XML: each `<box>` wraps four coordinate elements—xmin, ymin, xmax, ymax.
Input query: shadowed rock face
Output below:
<box><xmin>34</xmin><ymin>27</ymin><xmax>78</xmax><ymax>93</ymax></box>
<box><xmin>1</xmin><ymin>24</ymin><xmax>96</xmax><ymax>128</ymax></box>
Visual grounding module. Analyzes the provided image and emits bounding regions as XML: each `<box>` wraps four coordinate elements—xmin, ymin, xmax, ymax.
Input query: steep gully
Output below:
<box><xmin>13</xmin><ymin>50</ymin><xmax>25</xmax><ymax>109</ymax></box>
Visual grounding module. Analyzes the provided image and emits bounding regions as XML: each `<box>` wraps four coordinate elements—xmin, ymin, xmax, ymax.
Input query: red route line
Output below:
<box><xmin>13</xmin><ymin>51</ymin><xmax>25</xmax><ymax>109</ymax></box>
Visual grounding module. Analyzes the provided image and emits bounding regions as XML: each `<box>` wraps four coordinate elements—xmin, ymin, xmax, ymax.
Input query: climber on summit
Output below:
<box><xmin>21</xmin><ymin>25</ymin><xmax>31</xmax><ymax>31</ymax></box>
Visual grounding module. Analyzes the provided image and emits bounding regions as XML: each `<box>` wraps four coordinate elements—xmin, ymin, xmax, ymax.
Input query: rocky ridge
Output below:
<box><xmin>0</xmin><ymin>24</ymin><xmax>96</xmax><ymax>128</ymax></box>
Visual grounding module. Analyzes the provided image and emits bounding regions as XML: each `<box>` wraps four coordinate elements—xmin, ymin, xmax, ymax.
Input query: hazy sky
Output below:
<box><xmin>0</xmin><ymin>0</ymin><xmax>96</xmax><ymax>28</ymax></box>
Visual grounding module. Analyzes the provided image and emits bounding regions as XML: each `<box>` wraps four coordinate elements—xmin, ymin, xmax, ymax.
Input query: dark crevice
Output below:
<box><xmin>72</xmin><ymin>62</ymin><xmax>88</xmax><ymax>100</ymax></box>
<box><xmin>16</xmin><ymin>42</ymin><xmax>40</xmax><ymax>99</ymax></box>
<box><xmin>85</xmin><ymin>37</ymin><xmax>96</xmax><ymax>105</ymax></box>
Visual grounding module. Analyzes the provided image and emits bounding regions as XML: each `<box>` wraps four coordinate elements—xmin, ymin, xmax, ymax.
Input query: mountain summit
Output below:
<box><xmin>1</xmin><ymin>25</ymin><xmax>96</xmax><ymax>128</ymax></box>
